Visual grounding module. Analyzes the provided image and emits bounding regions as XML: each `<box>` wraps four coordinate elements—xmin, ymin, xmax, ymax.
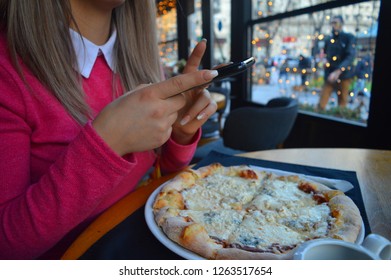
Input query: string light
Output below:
<box><xmin>156</xmin><ymin>0</ymin><xmax>176</xmax><ymax>16</ymax></box>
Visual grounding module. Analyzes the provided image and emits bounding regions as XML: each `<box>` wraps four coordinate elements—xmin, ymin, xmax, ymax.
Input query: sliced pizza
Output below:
<box><xmin>152</xmin><ymin>163</ymin><xmax>362</xmax><ymax>259</ymax></box>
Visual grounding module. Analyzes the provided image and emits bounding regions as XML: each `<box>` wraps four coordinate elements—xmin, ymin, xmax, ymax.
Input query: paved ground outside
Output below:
<box><xmin>251</xmin><ymin>75</ymin><xmax>370</xmax><ymax>123</ymax></box>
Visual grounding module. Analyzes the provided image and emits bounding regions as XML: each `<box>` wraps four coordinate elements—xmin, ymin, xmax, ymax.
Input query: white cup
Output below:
<box><xmin>361</xmin><ymin>233</ymin><xmax>391</xmax><ymax>260</ymax></box>
<box><xmin>293</xmin><ymin>234</ymin><xmax>391</xmax><ymax>260</ymax></box>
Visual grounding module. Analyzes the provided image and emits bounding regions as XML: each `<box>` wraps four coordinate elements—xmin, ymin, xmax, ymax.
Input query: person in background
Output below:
<box><xmin>0</xmin><ymin>0</ymin><xmax>217</xmax><ymax>259</ymax></box>
<box><xmin>279</xmin><ymin>58</ymin><xmax>289</xmax><ymax>83</ymax></box>
<box><xmin>318</xmin><ymin>15</ymin><xmax>356</xmax><ymax>110</ymax></box>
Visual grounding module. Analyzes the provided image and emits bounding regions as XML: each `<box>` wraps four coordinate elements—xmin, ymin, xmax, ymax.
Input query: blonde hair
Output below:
<box><xmin>0</xmin><ymin>0</ymin><xmax>162</xmax><ymax>124</ymax></box>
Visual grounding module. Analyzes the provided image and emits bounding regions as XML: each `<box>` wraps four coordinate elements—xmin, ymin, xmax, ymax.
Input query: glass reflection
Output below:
<box><xmin>250</xmin><ymin>1</ymin><xmax>380</xmax><ymax>125</ymax></box>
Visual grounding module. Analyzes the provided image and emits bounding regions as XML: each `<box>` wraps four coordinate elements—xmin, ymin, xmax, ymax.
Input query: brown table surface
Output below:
<box><xmin>61</xmin><ymin>148</ymin><xmax>391</xmax><ymax>260</ymax></box>
<box><xmin>210</xmin><ymin>92</ymin><xmax>226</xmax><ymax>111</ymax></box>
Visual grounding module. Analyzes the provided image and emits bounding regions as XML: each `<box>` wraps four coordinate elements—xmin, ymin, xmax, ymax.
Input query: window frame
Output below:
<box><xmin>230</xmin><ymin>0</ymin><xmax>390</xmax><ymax>149</ymax></box>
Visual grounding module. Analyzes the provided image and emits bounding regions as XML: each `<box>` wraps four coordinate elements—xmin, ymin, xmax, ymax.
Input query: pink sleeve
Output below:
<box><xmin>159</xmin><ymin>129</ymin><xmax>201</xmax><ymax>174</ymax></box>
<box><xmin>0</xmin><ymin>78</ymin><xmax>134</xmax><ymax>259</ymax></box>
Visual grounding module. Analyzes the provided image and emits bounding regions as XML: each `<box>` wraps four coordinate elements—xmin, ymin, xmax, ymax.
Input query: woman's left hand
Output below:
<box><xmin>171</xmin><ymin>39</ymin><xmax>218</xmax><ymax>145</ymax></box>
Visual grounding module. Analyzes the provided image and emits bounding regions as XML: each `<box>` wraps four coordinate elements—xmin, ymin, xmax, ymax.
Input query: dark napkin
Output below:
<box><xmin>80</xmin><ymin>206</ymin><xmax>183</xmax><ymax>260</ymax></box>
<box><xmin>80</xmin><ymin>150</ymin><xmax>370</xmax><ymax>260</ymax></box>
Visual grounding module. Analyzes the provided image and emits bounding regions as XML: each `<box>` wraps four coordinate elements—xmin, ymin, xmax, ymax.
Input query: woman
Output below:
<box><xmin>0</xmin><ymin>0</ymin><xmax>217</xmax><ymax>259</ymax></box>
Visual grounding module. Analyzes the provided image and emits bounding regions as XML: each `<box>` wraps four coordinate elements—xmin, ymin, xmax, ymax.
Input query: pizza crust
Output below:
<box><xmin>215</xmin><ymin>247</ymin><xmax>294</xmax><ymax>260</ymax></box>
<box><xmin>160</xmin><ymin>217</ymin><xmax>223</xmax><ymax>259</ymax></box>
<box><xmin>152</xmin><ymin>163</ymin><xmax>363</xmax><ymax>259</ymax></box>
<box><xmin>328</xmin><ymin>194</ymin><xmax>362</xmax><ymax>242</ymax></box>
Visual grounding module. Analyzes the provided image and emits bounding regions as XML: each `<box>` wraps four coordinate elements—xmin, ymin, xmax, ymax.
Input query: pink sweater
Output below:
<box><xmin>0</xmin><ymin>32</ymin><xmax>200</xmax><ymax>259</ymax></box>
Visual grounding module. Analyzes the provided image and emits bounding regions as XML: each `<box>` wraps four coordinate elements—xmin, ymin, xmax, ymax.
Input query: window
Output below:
<box><xmin>156</xmin><ymin>0</ymin><xmax>179</xmax><ymax>77</ymax></box>
<box><xmin>252</xmin><ymin>0</ymin><xmax>337</xmax><ymax>19</ymax></box>
<box><xmin>249</xmin><ymin>0</ymin><xmax>380</xmax><ymax>126</ymax></box>
<box><xmin>189</xmin><ymin>0</ymin><xmax>232</xmax><ymax>66</ymax></box>
<box><xmin>212</xmin><ymin>0</ymin><xmax>231</xmax><ymax>65</ymax></box>
<box><xmin>157</xmin><ymin>0</ymin><xmax>232</xmax><ymax>78</ymax></box>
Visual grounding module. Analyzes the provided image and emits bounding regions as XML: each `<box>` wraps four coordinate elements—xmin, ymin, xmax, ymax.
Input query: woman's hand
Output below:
<box><xmin>92</xmin><ymin>69</ymin><xmax>218</xmax><ymax>156</ymax></box>
<box><xmin>171</xmin><ymin>39</ymin><xmax>219</xmax><ymax>145</ymax></box>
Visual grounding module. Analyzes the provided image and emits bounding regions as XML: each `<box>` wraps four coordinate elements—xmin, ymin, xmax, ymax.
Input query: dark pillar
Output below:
<box><xmin>230</xmin><ymin>0</ymin><xmax>252</xmax><ymax>109</ymax></box>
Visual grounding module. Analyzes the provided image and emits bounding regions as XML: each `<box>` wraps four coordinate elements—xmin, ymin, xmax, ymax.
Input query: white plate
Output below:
<box><xmin>356</xmin><ymin>221</ymin><xmax>365</xmax><ymax>244</ymax></box>
<box><xmin>145</xmin><ymin>170</ymin><xmax>365</xmax><ymax>259</ymax></box>
<box><xmin>144</xmin><ymin>182</ymin><xmax>205</xmax><ymax>260</ymax></box>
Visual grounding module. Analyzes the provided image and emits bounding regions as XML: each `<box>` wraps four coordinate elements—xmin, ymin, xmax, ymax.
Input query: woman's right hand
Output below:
<box><xmin>92</xmin><ymin>69</ymin><xmax>218</xmax><ymax>156</ymax></box>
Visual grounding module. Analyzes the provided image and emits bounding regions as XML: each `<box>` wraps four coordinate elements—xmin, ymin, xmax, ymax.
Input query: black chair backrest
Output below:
<box><xmin>222</xmin><ymin>97</ymin><xmax>298</xmax><ymax>151</ymax></box>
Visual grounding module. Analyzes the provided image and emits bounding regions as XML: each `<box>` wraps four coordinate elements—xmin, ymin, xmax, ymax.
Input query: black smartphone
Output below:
<box><xmin>212</xmin><ymin>56</ymin><xmax>255</xmax><ymax>82</ymax></box>
<box><xmin>176</xmin><ymin>57</ymin><xmax>256</xmax><ymax>94</ymax></box>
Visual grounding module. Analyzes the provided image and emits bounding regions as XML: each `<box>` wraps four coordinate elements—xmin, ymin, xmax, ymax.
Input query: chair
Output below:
<box><xmin>193</xmin><ymin>97</ymin><xmax>299</xmax><ymax>162</ymax></box>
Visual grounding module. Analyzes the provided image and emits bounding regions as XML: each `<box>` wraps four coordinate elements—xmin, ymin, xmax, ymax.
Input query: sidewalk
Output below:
<box><xmin>252</xmin><ymin>83</ymin><xmax>321</xmax><ymax>107</ymax></box>
<box><xmin>251</xmin><ymin>82</ymin><xmax>370</xmax><ymax>122</ymax></box>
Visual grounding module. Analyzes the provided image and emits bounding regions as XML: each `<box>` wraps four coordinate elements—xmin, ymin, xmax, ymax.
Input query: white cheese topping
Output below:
<box><xmin>180</xmin><ymin>209</ymin><xmax>245</xmax><ymax>240</ymax></box>
<box><xmin>182</xmin><ymin>173</ymin><xmax>260</xmax><ymax>210</ymax></box>
<box><xmin>229</xmin><ymin>212</ymin><xmax>303</xmax><ymax>251</ymax></box>
<box><xmin>164</xmin><ymin>170</ymin><xmax>334</xmax><ymax>253</ymax></box>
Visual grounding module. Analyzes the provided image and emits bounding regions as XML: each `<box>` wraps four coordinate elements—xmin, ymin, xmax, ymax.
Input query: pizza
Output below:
<box><xmin>151</xmin><ymin>163</ymin><xmax>363</xmax><ymax>260</ymax></box>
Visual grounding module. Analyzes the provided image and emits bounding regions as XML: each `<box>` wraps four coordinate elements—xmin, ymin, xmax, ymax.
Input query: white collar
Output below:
<box><xmin>69</xmin><ymin>28</ymin><xmax>116</xmax><ymax>78</ymax></box>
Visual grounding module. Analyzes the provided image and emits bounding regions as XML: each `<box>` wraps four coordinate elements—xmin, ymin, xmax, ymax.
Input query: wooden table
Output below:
<box><xmin>61</xmin><ymin>148</ymin><xmax>391</xmax><ymax>260</ymax></box>
<box><xmin>210</xmin><ymin>91</ymin><xmax>226</xmax><ymax>111</ymax></box>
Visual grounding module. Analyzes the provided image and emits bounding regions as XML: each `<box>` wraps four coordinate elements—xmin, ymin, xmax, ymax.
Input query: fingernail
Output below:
<box><xmin>204</xmin><ymin>70</ymin><xmax>218</xmax><ymax>80</ymax></box>
<box><xmin>201</xmin><ymin>38</ymin><xmax>207</xmax><ymax>43</ymax></box>
<box><xmin>196</xmin><ymin>113</ymin><xmax>205</xmax><ymax>120</ymax></box>
<box><xmin>180</xmin><ymin>115</ymin><xmax>191</xmax><ymax>126</ymax></box>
